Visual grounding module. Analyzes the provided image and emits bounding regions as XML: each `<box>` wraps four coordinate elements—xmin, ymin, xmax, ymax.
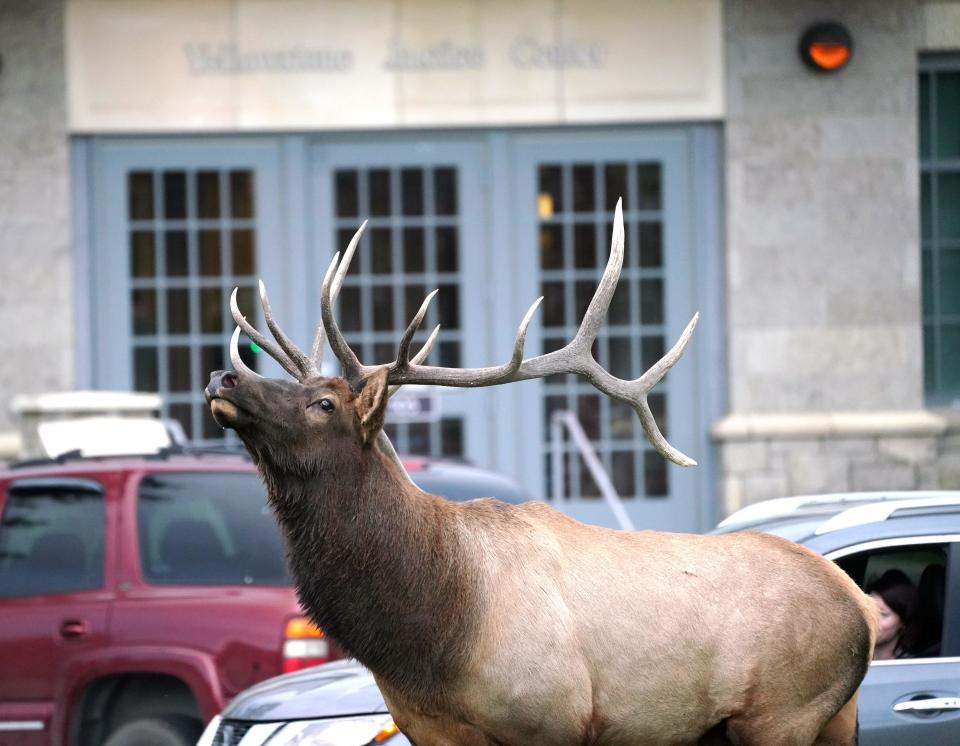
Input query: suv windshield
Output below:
<box><xmin>137</xmin><ymin>472</ymin><xmax>290</xmax><ymax>586</ymax></box>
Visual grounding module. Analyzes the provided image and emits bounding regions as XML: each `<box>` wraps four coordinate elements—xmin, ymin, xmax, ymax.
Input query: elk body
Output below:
<box><xmin>206</xmin><ymin>202</ymin><xmax>877</xmax><ymax>746</ymax></box>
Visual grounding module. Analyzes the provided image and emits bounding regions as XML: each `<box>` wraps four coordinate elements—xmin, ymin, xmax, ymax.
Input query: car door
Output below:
<box><xmin>827</xmin><ymin>537</ymin><xmax>960</xmax><ymax>745</ymax></box>
<box><xmin>0</xmin><ymin>477</ymin><xmax>115</xmax><ymax>746</ymax></box>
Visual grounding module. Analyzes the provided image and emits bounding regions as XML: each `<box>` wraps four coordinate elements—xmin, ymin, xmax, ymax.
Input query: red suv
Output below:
<box><xmin>0</xmin><ymin>450</ymin><xmax>531</xmax><ymax>746</ymax></box>
<box><xmin>0</xmin><ymin>451</ymin><xmax>343</xmax><ymax>746</ymax></box>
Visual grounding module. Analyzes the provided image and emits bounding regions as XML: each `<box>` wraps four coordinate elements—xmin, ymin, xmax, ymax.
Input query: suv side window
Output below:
<box><xmin>137</xmin><ymin>471</ymin><xmax>290</xmax><ymax>586</ymax></box>
<box><xmin>0</xmin><ymin>479</ymin><xmax>106</xmax><ymax>597</ymax></box>
<box><xmin>835</xmin><ymin>543</ymin><xmax>949</xmax><ymax>659</ymax></box>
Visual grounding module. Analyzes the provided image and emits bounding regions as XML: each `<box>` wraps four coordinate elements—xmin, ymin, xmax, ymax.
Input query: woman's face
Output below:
<box><xmin>871</xmin><ymin>591</ymin><xmax>903</xmax><ymax>645</ymax></box>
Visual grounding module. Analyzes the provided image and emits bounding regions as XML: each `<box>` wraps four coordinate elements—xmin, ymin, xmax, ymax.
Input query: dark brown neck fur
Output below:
<box><xmin>253</xmin><ymin>437</ymin><xmax>483</xmax><ymax>707</ymax></box>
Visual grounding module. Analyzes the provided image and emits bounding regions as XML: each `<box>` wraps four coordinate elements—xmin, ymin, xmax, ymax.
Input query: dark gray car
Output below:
<box><xmin>200</xmin><ymin>491</ymin><xmax>960</xmax><ymax>746</ymax></box>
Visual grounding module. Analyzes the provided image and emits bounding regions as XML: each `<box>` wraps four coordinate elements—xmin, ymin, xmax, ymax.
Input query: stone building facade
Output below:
<box><xmin>716</xmin><ymin>0</ymin><xmax>960</xmax><ymax>516</ymax></box>
<box><xmin>2</xmin><ymin>0</ymin><xmax>960</xmax><ymax>530</ymax></box>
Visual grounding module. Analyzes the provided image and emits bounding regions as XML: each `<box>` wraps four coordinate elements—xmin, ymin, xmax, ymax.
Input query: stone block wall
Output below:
<box><xmin>724</xmin><ymin>0</ymin><xmax>924</xmax><ymax>413</ymax></box>
<box><xmin>715</xmin><ymin>412</ymin><xmax>960</xmax><ymax>517</ymax></box>
<box><xmin>0</xmin><ymin>0</ymin><xmax>72</xmax><ymax>440</ymax></box>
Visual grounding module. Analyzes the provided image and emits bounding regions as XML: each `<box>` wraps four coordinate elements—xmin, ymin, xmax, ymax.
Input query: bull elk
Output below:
<box><xmin>206</xmin><ymin>201</ymin><xmax>877</xmax><ymax>746</ymax></box>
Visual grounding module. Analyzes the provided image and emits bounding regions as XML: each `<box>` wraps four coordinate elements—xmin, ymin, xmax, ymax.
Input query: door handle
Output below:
<box><xmin>59</xmin><ymin>620</ymin><xmax>91</xmax><ymax>640</ymax></box>
<box><xmin>894</xmin><ymin>697</ymin><xmax>960</xmax><ymax>713</ymax></box>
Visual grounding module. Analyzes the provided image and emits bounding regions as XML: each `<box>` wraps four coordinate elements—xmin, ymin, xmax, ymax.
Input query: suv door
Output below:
<box><xmin>0</xmin><ymin>478</ymin><xmax>114</xmax><ymax>746</ymax></box>
<box><xmin>827</xmin><ymin>537</ymin><xmax>960</xmax><ymax>745</ymax></box>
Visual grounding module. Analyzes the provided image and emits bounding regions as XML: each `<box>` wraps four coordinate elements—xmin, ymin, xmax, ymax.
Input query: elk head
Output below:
<box><xmin>205</xmin><ymin>199</ymin><xmax>699</xmax><ymax>469</ymax></box>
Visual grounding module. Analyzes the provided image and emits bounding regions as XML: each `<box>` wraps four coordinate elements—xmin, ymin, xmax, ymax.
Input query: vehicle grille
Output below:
<box><xmin>212</xmin><ymin>720</ymin><xmax>255</xmax><ymax>746</ymax></box>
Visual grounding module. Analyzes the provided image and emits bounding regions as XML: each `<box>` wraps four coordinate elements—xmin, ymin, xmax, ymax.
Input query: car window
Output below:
<box><xmin>0</xmin><ymin>480</ymin><xmax>106</xmax><ymax>597</ymax></box>
<box><xmin>835</xmin><ymin>543</ymin><xmax>949</xmax><ymax>660</ymax></box>
<box><xmin>137</xmin><ymin>472</ymin><xmax>290</xmax><ymax>586</ymax></box>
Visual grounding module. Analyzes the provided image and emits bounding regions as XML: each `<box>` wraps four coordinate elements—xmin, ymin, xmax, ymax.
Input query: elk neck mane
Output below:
<box><xmin>254</xmin><ymin>435</ymin><xmax>487</xmax><ymax>707</ymax></box>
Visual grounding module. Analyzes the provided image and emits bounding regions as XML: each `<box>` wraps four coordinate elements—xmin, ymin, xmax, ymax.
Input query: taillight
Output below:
<box><xmin>282</xmin><ymin>616</ymin><xmax>330</xmax><ymax>673</ymax></box>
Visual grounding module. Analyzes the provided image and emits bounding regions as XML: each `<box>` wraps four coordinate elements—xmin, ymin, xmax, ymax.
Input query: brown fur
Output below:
<box><xmin>207</xmin><ymin>370</ymin><xmax>877</xmax><ymax>746</ymax></box>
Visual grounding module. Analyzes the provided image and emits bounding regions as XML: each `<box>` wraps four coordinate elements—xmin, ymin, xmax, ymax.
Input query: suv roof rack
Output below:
<box><xmin>718</xmin><ymin>491</ymin><xmax>960</xmax><ymax>532</ymax></box>
<box><xmin>814</xmin><ymin>495</ymin><xmax>960</xmax><ymax>535</ymax></box>
<box><xmin>9</xmin><ymin>443</ymin><xmax>251</xmax><ymax>470</ymax></box>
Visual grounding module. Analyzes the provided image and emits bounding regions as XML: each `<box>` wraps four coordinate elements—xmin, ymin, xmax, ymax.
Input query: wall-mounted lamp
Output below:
<box><xmin>799</xmin><ymin>22</ymin><xmax>853</xmax><ymax>73</ymax></box>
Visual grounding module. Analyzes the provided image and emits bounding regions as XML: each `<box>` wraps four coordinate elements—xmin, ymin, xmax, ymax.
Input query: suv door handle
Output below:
<box><xmin>894</xmin><ymin>697</ymin><xmax>960</xmax><ymax>713</ymax></box>
<box><xmin>59</xmin><ymin>620</ymin><xmax>91</xmax><ymax>640</ymax></box>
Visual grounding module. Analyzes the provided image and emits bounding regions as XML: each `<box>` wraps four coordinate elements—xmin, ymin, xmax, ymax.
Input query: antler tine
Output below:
<box><xmin>389</xmin><ymin>324</ymin><xmax>440</xmax><ymax>398</ymax></box>
<box><xmin>259</xmin><ymin>281</ymin><xmax>319</xmax><ymax>379</ymax></box>
<box><xmin>230</xmin><ymin>288</ymin><xmax>303</xmax><ymax>380</ymax></box>
<box><xmin>510</xmin><ymin>297</ymin><xmax>544</xmax><ymax>369</ymax></box>
<box><xmin>311</xmin><ymin>220</ymin><xmax>367</xmax><ymax>370</ymax></box>
<box><xmin>572</xmin><ymin>198</ymin><xmax>624</xmax><ymax>352</ymax></box>
<box><xmin>230</xmin><ymin>326</ymin><xmax>263</xmax><ymax>379</ymax></box>
<box><xmin>320</xmin><ymin>249</ymin><xmax>367</xmax><ymax>382</ymax></box>
<box><xmin>396</xmin><ymin>290</ymin><xmax>439</xmax><ymax>367</ymax></box>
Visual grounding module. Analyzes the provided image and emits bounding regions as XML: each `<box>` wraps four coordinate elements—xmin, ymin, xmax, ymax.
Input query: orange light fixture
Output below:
<box><xmin>799</xmin><ymin>22</ymin><xmax>853</xmax><ymax>73</ymax></box>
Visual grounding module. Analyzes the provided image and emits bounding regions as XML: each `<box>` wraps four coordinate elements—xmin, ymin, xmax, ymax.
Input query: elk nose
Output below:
<box><xmin>206</xmin><ymin>370</ymin><xmax>239</xmax><ymax>399</ymax></box>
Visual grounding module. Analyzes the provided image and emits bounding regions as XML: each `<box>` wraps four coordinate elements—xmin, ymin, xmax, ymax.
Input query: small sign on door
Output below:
<box><xmin>387</xmin><ymin>387</ymin><xmax>440</xmax><ymax>423</ymax></box>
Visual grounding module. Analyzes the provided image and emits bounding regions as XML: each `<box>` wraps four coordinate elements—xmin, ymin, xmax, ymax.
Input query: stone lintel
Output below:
<box><xmin>712</xmin><ymin>411</ymin><xmax>948</xmax><ymax>441</ymax></box>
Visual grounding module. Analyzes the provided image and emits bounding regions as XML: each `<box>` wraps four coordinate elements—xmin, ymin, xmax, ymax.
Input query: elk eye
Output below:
<box><xmin>316</xmin><ymin>398</ymin><xmax>334</xmax><ymax>413</ymax></box>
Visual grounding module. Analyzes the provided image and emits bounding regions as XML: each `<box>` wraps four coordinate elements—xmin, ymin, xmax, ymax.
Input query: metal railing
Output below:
<box><xmin>550</xmin><ymin>410</ymin><xmax>636</xmax><ymax>531</ymax></box>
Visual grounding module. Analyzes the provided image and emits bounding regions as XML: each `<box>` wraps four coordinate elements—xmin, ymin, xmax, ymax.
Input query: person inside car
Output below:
<box><xmin>866</xmin><ymin>569</ymin><xmax>920</xmax><ymax>660</ymax></box>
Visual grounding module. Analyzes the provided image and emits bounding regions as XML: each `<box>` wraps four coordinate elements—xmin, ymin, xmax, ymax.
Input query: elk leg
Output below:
<box><xmin>813</xmin><ymin>691</ymin><xmax>859</xmax><ymax>746</ymax></box>
<box><xmin>724</xmin><ymin>714</ymin><xmax>824</xmax><ymax>746</ymax></box>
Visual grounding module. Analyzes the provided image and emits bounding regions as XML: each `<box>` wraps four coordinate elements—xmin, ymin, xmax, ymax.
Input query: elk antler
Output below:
<box><xmin>228</xmin><ymin>257</ymin><xmax>436</xmax><ymax>387</ymax></box>
<box><xmin>321</xmin><ymin>199</ymin><xmax>699</xmax><ymax>467</ymax></box>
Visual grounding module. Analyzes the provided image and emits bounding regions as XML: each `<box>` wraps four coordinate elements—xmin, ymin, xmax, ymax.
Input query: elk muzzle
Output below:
<box><xmin>206</xmin><ymin>370</ymin><xmax>245</xmax><ymax>428</ymax></box>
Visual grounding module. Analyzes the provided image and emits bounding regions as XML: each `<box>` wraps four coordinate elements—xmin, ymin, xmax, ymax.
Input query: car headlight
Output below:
<box><xmin>268</xmin><ymin>715</ymin><xmax>400</xmax><ymax>745</ymax></box>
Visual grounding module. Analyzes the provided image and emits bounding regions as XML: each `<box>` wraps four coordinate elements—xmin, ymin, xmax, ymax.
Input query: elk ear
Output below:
<box><xmin>356</xmin><ymin>368</ymin><xmax>389</xmax><ymax>446</ymax></box>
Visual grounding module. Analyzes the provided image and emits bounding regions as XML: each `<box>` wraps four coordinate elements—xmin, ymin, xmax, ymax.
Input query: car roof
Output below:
<box><xmin>714</xmin><ymin>490</ymin><xmax>960</xmax><ymax>550</ymax></box>
<box><xmin>0</xmin><ymin>449</ymin><xmax>533</xmax><ymax>504</ymax></box>
<box><xmin>0</xmin><ymin>449</ymin><xmax>256</xmax><ymax>481</ymax></box>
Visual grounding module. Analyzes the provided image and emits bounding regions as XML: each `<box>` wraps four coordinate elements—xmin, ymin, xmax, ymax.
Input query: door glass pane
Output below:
<box><xmin>572</xmin><ymin>164</ymin><xmax>595</xmax><ymax>212</ymax></box>
<box><xmin>436</xmin><ymin>227</ymin><xmax>459</xmax><ymax>273</ymax></box>
<box><xmin>401</xmin><ymin>168</ymin><xmax>424</xmax><ymax>216</ymax></box>
<box><xmin>604</xmin><ymin>163</ymin><xmax>628</xmax><ymax>211</ymax></box>
<box><xmin>199</xmin><ymin>230</ymin><xmax>221</xmax><ymax>276</ymax></box>
<box><xmin>335</xmin><ymin>170</ymin><xmax>359</xmax><ymax>218</ymax></box>
<box><xmin>164</xmin><ymin>231</ymin><xmax>189</xmax><ymax>277</ymax></box>
<box><xmin>229</xmin><ymin>171</ymin><xmax>255</xmax><ymax>218</ymax></box>
<box><xmin>197</xmin><ymin>171</ymin><xmax>221</xmax><ymax>219</ymax></box>
<box><xmin>130</xmin><ymin>231</ymin><xmax>155</xmax><ymax>278</ymax></box>
<box><xmin>129</xmin><ymin>171</ymin><xmax>154</xmax><ymax>220</ymax></box>
<box><xmin>163</xmin><ymin>171</ymin><xmax>187</xmax><ymax>219</ymax></box>
<box><xmin>370</xmin><ymin>169</ymin><xmax>391</xmax><ymax>216</ymax></box>
<box><xmin>434</xmin><ymin>168</ymin><xmax>457</xmax><ymax>215</ymax></box>
<box><xmin>538</xmin><ymin>165</ymin><xmax>563</xmax><ymax>216</ymax></box>
<box><xmin>637</xmin><ymin>163</ymin><xmax>662</xmax><ymax>210</ymax></box>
